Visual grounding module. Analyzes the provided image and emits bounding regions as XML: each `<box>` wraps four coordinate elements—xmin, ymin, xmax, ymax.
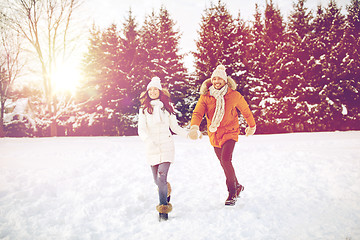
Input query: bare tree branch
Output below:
<box><xmin>4</xmin><ymin>0</ymin><xmax>84</xmax><ymax>136</ymax></box>
<box><xmin>0</xmin><ymin>25</ymin><xmax>24</xmax><ymax>137</ymax></box>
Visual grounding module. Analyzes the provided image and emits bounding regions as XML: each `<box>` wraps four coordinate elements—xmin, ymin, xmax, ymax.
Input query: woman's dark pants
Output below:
<box><xmin>151</xmin><ymin>162</ymin><xmax>170</xmax><ymax>205</ymax></box>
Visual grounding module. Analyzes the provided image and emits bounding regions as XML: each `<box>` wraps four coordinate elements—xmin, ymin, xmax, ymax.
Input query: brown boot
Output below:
<box><xmin>156</xmin><ymin>203</ymin><xmax>172</xmax><ymax>221</ymax></box>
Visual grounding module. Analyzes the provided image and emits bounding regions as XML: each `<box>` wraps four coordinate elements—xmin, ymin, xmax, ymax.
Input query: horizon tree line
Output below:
<box><xmin>1</xmin><ymin>0</ymin><xmax>359</xmax><ymax>137</ymax></box>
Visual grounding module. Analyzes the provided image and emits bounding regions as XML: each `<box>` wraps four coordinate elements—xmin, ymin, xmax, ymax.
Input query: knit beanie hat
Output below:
<box><xmin>211</xmin><ymin>65</ymin><xmax>227</xmax><ymax>83</ymax></box>
<box><xmin>147</xmin><ymin>77</ymin><xmax>163</xmax><ymax>90</ymax></box>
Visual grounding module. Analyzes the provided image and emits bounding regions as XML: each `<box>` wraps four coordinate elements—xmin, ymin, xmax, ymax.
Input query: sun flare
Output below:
<box><xmin>51</xmin><ymin>62</ymin><xmax>81</xmax><ymax>94</ymax></box>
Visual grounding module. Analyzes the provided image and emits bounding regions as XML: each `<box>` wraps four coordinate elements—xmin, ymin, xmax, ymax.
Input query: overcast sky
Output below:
<box><xmin>82</xmin><ymin>0</ymin><xmax>351</xmax><ymax>70</ymax></box>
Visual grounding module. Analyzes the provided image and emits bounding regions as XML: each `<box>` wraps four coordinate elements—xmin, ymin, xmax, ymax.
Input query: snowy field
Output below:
<box><xmin>0</xmin><ymin>131</ymin><xmax>360</xmax><ymax>240</ymax></box>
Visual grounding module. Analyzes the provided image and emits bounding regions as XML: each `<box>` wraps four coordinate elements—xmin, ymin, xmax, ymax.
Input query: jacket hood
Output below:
<box><xmin>199</xmin><ymin>77</ymin><xmax>237</xmax><ymax>95</ymax></box>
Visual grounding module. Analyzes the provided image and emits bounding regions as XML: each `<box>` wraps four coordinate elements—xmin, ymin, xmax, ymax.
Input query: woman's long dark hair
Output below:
<box><xmin>140</xmin><ymin>89</ymin><xmax>175</xmax><ymax>115</ymax></box>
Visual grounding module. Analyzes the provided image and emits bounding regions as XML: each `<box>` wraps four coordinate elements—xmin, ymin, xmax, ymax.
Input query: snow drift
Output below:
<box><xmin>0</xmin><ymin>131</ymin><xmax>359</xmax><ymax>240</ymax></box>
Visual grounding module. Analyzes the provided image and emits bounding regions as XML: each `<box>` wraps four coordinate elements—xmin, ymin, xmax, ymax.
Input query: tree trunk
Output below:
<box><xmin>0</xmin><ymin>101</ymin><xmax>4</xmax><ymax>137</ymax></box>
<box><xmin>0</xmin><ymin>124</ymin><xmax>4</xmax><ymax>137</ymax></box>
<box><xmin>50</xmin><ymin>121</ymin><xmax>57</xmax><ymax>137</ymax></box>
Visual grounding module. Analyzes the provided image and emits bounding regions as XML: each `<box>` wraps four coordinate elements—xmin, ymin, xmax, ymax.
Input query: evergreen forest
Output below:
<box><xmin>1</xmin><ymin>0</ymin><xmax>359</xmax><ymax>137</ymax></box>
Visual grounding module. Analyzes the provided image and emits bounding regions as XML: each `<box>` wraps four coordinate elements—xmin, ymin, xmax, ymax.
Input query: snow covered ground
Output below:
<box><xmin>0</xmin><ymin>131</ymin><xmax>360</xmax><ymax>240</ymax></box>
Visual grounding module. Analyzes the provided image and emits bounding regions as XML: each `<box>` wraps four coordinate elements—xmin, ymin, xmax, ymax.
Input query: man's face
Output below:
<box><xmin>212</xmin><ymin>76</ymin><xmax>226</xmax><ymax>90</ymax></box>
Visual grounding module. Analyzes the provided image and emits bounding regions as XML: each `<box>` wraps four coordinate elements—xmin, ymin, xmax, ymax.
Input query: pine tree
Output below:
<box><xmin>247</xmin><ymin>4</ymin><xmax>267</xmax><ymax>132</ymax></box>
<box><xmin>77</xmin><ymin>24</ymin><xmax>104</xmax><ymax>134</ymax></box>
<box><xmin>247</xmin><ymin>4</ymin><xmax>265</xmax><ymax>93</ymax></box>
<box><xmin>339</xmin><ymin>0</ymin><xmax>360</xmax><ymax>129</ymax></box>
<box><xmin>248</xmin><ymin>1</ymin><xmax>287</xmax><ymax>133</ymax></box>
<box><xmin>276</xmin><ymin>0</ymin><xmax>314</xmax><ymax>132</ymax></box>
<box><xmin>193</xmin><ymin>0</ymin><xmax>248</xmax><ymax>86</ymax></box>
<box><xmin>308</xmin><ymin>0</ymin><xmax>347</xmax><ymax>130</ymax></box>
<box><xmin>137</xmin><ymin>7</ymin><xmax>191</xmax><ymax>124</ymax></box>
<box><xmin>121</xmin><ymin>9</ymin><xmax>139</xmax><ymax>75</ymax></box>
<box><xmin>263</xmin><ymin>0</ymin><xmax>286</xmax><ymax>93</ymax></box>
<box><xmin>288</xmin><ymin>0</ymin><xmax>313</xmax><ymax>39</ymax></box>
<box><xmin>79</xmin><ymin>24</ymin><xmax>126</xmax><ymax>135</ymax></box>
<box><xmin>232</xmin><ymin>13</ymin><xmax>251</xmax><ymax>93</ymax></box>
<box><xmin>101</xmin><ymin>24</ymin><xmax>126</xmax><ymax>108</ymax></box>
<box><xmin>133</xmin><ymin>11</ymin><xmax>159</xmax><ymax>98</ymax></box>
<box><xmin>120</xmin><ymin>9</ymin><xmax>141</xmax><ymax>114</ymax></box>
<box><xmin>264</xmin><ymin>0</ymin><xmax>288</xmax><ymax>133</ymax></box>
<box><xmin>159</xmin><ymin>7</ymin><xmax>191</xmax><ymax>123</ymax></box>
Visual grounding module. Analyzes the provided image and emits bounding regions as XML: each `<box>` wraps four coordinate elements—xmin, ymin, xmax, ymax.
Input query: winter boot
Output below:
<box><xmin>236</xmin><ymin>184</ymin><xmax>245</xmax><ymax>198</ymax></box>
<box><xmin>159</xmin><ymin>213</ymin><xmax>168</xmax><ymax>221</ymax></box>
<box><xmin>156</xmin><ymin>203</ymin><xmax>172</xmax><ymax>221</ymax></box>
<box><xmin>225</xmin><ymin>182</ymin><xmax>237</xmax><ymax>206</ymax></box>
<box><xmin>225</xmin><ymin>193</ymin><xmax>237</xmax><ymax>206</ymax></box>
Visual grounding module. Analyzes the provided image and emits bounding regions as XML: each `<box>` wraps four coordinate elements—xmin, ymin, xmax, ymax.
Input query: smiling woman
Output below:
<box><xmin>51</xmin><ymin>62</ymin><xmax>81</xmax><ymax>94</ymax></box>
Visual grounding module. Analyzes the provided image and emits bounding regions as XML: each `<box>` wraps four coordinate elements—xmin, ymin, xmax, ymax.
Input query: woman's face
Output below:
<box><xmin>212</xmin><ymin>76</ymin><xmax>226</xmax><ymax>90</ymax></box>
<box><xmin>148</xmin><ymin>87</ymin><xmax>160</xmax><ymax>99</ymax></box>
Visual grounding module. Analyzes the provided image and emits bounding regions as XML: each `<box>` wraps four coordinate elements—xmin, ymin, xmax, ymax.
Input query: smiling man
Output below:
<box><xmin>188</xmin><ymin>65</ymin><xmax>256</xmax><ymax>206</ymax></box>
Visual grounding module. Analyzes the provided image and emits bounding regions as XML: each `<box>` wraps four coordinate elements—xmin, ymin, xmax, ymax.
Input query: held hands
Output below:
<box><xmin>245</xmin><ymin>125</ymin><xmax>256</xmax><ymax>136</ymax></box>
<box><xmin>189</xmin><ymin>125</ymin><xmax>255</xmax><ymax>138</ymax></box>
<box><xmin>188</xmin><ymin>125</ymin><xmax>202</xmax><ymax>140</ymax></box>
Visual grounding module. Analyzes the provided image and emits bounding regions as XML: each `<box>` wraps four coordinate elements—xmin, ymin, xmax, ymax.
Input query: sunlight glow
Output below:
<box><xmin>51</xmin><ymin>62</ymin><xmax>81</xmax><ymax>94</ymax></box>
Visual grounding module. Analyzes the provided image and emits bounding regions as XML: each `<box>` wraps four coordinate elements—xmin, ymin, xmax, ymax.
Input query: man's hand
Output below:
<box><xmin>188</xmin><ymin>125</ymin><xmax>201</xmax><ymax>140</ymax></box>
<box><xmin>245</xmin><ymin>126</ymin><xmax>256</xmax><ymax>136</ymax></box>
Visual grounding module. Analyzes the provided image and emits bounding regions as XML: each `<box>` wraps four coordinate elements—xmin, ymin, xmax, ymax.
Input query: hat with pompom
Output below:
<box><xmin>147</xmin><ymin>77</ymin><xmax>163</xmax><ymax>90</ymax></box>
<box><xmin>211</xmin><ymin>65</ymin><xmax>227</xmax><ymax>82</ymax></box>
